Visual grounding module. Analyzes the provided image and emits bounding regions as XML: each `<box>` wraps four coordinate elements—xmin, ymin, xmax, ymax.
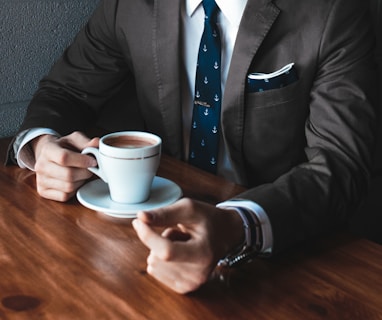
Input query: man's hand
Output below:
<box><xmin>132</xmin><ymin>198</ymin><xmax>244</xmax><ymax>294</ymax></box>
<box><xmin>32</xmin><ymin>131</ymin><xmax>99</xmax><ymax>202</ymax></box>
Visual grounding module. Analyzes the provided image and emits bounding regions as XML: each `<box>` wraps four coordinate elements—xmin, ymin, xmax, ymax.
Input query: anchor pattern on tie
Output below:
<box><xmin>189</xmin><ymin>0</ymin><xmax>221</xmax><ymax>173</ymax></box>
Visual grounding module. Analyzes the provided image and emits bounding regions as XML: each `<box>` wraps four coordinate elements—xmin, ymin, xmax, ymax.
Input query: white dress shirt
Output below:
<box><xmin>14</xmin><ymin>0</ymin><xmax>273</xmax><ymax>253</ymax></box>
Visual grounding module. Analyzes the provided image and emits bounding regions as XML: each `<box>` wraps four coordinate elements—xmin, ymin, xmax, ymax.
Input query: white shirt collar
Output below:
<box><xmin>186</xmin><ymin>0</ymin><xmax>247</xmax><ymax>27</ymax></box>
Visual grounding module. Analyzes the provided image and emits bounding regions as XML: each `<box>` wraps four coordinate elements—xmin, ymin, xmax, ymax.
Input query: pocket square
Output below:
<box><xmin>246</xmin><ymin>63</ymin><xmax>298</xmax><ymax>93</ymax></box>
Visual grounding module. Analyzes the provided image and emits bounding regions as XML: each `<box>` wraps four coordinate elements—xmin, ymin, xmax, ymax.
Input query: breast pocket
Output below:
<box><xmin>243</xmin><ymin>80</ymin><xmax>308</xmax><ymax>183</ymax></box>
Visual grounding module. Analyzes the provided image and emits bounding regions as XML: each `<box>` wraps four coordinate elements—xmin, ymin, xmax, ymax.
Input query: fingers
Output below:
<box><xmin>34</xmin><ymin>132</ymin><xmax>97</xmax><ymax>169</ymax></box>
<box><xmin>132</xmin><ymin>219</ymin><xmax>195</xmax><ymax>262</ymax></box>
<box><xmin>146</xmin><ymin>255</ymin><xmax>208</xmax><ymax>294</ymax></box>
<box><xmin>134</xmin><ymin>198</ymin><xmax>218</xmax><ymax>262</ymax></box>
<box><xmin>132</xmin><ymin>218</ymin><xmax>210</xmax><ymax>294</ymax></box>
<box><xmin>137</xmin><ymin>198</ymin><xmax>201</xmax><ymax>227</ymax></box>
<box><xmin>33</xmin><ymin>131</ymin><xmax>98</xmax><ymax>202</ymax></box>
<box><xmin>132</xmin><ymin>219</ymin><xmax>170</xmax><ymax>257</ymax></box>
<box><xmin>35</xmin><ymin>164</ymin><xmax>93</xmax><ymax>202</ymax></box>
<box><xmin>55</xmin><ymin>132</ymin><xmax>98</xmax><ymax>168</ymax></box>
<box><xmin>35</xmin><ymin>178</ymin><xmax>85</xmax><ymax>202</ymax></box>
<box><xmin>161</xmin><ymin>227</ymin><xmax>191</xmax><ymax>241</ymax></box>
<box><xmin>59</xmin><ymin>131</ymin><xmax>99</xmax><ymax>153</ymax></box>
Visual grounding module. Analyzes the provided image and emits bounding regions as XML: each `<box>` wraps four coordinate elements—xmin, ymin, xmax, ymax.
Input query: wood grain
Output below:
<box><xmin>0</xmin><ymin>137</ymin><xmax>381</xmax><ymax>319</ymax></box>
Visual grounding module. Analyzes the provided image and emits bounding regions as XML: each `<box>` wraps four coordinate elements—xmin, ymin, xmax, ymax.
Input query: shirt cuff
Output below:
<box><xmin>14</xmin><ymin>128</ymin><xmax>60</xmax><ymax>170</ymax></box>
<box><xmin>217</xmin><ymin>199</ymin><xmax>273</xmax><ymax>254</ymax></box>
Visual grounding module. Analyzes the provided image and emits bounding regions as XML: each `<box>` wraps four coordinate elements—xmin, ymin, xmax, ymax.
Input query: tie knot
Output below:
<box><xmin>202</xmin><ymin>0</ymin><xmax>219</xmax><ymax>22</ymax></box>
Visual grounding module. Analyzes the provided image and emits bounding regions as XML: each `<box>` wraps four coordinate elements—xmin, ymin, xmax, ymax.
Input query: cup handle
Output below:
<box><xmin>81</xmin><ymin>147</ymin><xmax>108</xmax><ymax>182</ymax></box>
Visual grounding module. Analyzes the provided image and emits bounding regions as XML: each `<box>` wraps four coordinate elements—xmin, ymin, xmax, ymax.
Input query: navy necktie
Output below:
<box><xmin>189</xmin><ymin>0</ymin><xmax>221</xmax><ymax>174</ymax></box>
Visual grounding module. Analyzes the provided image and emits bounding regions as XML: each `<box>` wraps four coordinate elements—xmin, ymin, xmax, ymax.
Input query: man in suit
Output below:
<box><xmin>9</xmin><ymin>0</ymin><xmax>378</xmax><ymax>293</ymax></box>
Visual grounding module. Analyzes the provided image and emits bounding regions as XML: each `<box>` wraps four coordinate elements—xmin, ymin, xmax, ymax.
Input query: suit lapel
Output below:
<box><xmin>152</xmin><ymin>0</ymin><xmax>183</xmax><ymax>158</ymax></box>
<box><xmin>222</xmin><ymin>0</ymin><xmax>280</xmax><ymax>184</ymax></box>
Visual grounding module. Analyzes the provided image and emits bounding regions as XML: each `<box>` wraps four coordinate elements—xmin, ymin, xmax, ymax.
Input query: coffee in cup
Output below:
<box><xmin>82</xmin><ymin>131</ymin><xmax>162</xmax><ymax>204</ymax></box>
<box><xmin>103</xmin><ymin>135</ymin><xmax>157</xmax><ymax>149</ymax></box>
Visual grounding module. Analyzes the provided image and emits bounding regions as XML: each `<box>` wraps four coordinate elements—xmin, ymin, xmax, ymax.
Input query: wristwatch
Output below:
<box><xmin>217</xmin><ymin>207</ymin><xmax>262</xmax><ymax>267</ymax></box>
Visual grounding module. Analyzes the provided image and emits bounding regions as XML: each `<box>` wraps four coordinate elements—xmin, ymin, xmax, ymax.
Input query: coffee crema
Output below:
<box><xmin>104</xmin><ymin>136</ymin><xmax>156</xmax><ymax>149</ymax></box>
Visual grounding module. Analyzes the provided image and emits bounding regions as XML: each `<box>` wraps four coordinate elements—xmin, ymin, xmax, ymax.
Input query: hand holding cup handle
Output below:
<box><xmin>81</xmin><ymin>147</ymin><xmax>108</xmax><ymax>183</ymax></box>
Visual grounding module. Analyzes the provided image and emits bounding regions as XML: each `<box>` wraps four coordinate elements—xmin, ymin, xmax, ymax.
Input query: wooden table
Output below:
<box><xmin>1</xmin><ymin>137</ymin><xmax>382</xmax><ymax>320</ymax></box>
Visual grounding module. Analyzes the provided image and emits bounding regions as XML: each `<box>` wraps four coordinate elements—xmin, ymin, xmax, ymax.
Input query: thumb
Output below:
<box><xmin>85</xmin><ymin>137</ymin><xmax>100</xmax><ymax>148</ymax></box>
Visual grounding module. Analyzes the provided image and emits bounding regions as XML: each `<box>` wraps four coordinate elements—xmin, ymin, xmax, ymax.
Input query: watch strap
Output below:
<box><xmin>217</xmin><ymin>207</ymin><xmax>262</xmax><ymax>267</ymax></box>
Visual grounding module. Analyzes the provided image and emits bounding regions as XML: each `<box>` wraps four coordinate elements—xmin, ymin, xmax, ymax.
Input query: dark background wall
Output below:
<box><xmin>0</xmin><ymin>0</ymin><xmax>99</xmax><ymax>137</ymax></box>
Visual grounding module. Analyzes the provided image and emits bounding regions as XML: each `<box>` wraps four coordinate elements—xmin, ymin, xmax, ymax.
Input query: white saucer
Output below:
<box><xmin>76</xmin><ymin>176</ymin><xmax>182</xmax><ymax>218</ymax></box>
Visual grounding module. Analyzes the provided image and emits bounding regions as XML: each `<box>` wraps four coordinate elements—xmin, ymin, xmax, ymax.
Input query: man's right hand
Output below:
<box><xmin>32</xmin><ymin>131</ymin><xmax>99</xmax><ymax>202</ymax></box>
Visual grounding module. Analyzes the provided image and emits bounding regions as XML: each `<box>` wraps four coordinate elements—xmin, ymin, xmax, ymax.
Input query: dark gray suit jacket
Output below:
<box><xmin>12</xmin><ymin>0</ymin><xmax>378</xmax><ymax>253</ymax></box>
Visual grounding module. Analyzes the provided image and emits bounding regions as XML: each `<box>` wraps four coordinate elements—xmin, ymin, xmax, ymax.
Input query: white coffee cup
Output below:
<box><xmin>82</xmin><ymin>131</ymin><xmax>162</xmax><ymax>204</ymax></box>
